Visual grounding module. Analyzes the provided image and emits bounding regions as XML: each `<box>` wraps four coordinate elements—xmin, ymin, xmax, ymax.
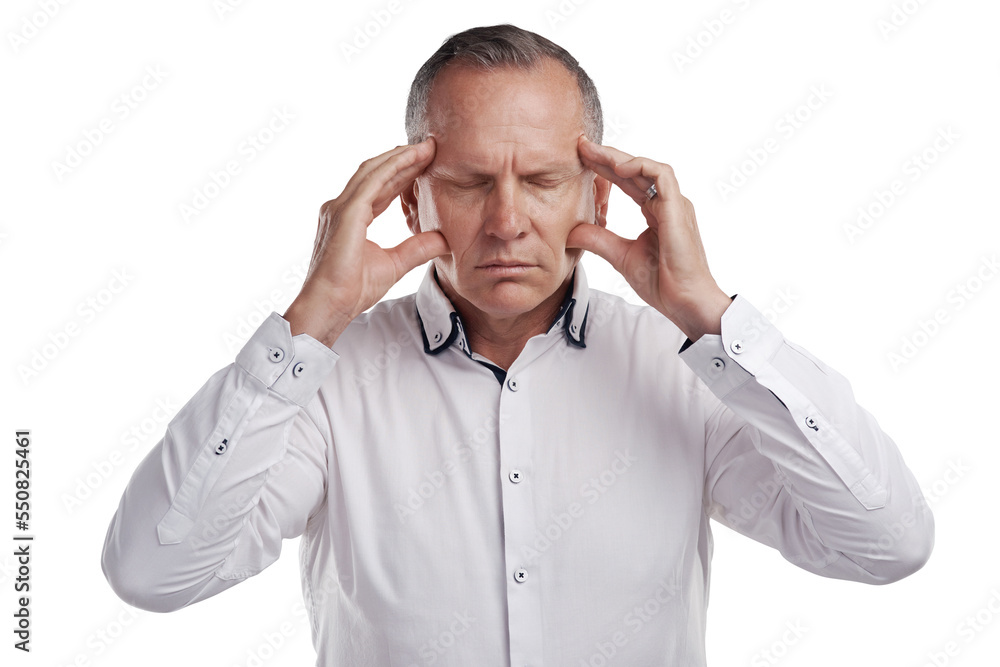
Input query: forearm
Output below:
<box><xmin>102</xmin><ymin>313</ymin><xmax>336</xmax><ymax>610</ymax></box>
<box><xmin>684</xmin><ymin>297</ymin><xmax>933</xmax><ymax>583</ymax></box>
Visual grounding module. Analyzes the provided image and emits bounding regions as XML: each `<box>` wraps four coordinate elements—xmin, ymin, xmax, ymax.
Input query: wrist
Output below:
<box><xmin>283</xmin><ymin>294</ymin><xmax>353</xmax><ymax>348</ymax></box>
<box><xmin>672</xmin><ymin>289</ymin><xmax>732</xmax><ymax>343</ymax></box>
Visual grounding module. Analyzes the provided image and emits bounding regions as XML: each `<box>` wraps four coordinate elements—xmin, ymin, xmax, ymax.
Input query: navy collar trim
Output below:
<box><xmin>414</xmin><ymin>264</ymin><xmax>590</xmax><ymax>356</ymax></box>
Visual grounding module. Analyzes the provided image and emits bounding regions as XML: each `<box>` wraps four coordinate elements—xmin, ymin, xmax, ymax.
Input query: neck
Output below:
<box><xmin>437</xmin><ymin>272</ymin><xmax>574</xmax><ymax>371</ymax></box>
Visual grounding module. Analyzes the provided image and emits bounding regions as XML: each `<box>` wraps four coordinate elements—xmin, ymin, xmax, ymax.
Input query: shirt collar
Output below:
<box><xmin>415</xmin><ymin>263</ymin><xmax>590</xmax><ymax>356</ymax></box>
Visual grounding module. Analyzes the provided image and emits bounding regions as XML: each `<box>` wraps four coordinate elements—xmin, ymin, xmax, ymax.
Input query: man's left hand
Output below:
<box><xmin>567</xmin><ymin>136</ymin><xmax>733</xmax><ymax>342</ymax></box>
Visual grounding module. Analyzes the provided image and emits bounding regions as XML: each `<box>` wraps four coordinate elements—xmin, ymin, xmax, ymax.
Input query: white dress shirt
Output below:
<box><xmin>102</xmin><ymin>263</ymin><xmax>933</xmax><ymax>666</ymax></box>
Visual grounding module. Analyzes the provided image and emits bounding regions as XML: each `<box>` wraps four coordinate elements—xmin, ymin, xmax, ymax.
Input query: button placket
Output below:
<box><xmin>497</xmin><ymin>369</ymin><xmax>544</xmax><ymax>663</ymax></box>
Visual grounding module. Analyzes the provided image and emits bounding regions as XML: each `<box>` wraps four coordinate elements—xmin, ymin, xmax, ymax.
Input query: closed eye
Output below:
<box><xmin>453</xmin><ymin>180</ymin><xmax>488</xmax><ymax>190</ymax></box>
<box><xmin>528</xmin><ymin>180</ymin><xmax>561</xmax><ymax>189</ymax></box>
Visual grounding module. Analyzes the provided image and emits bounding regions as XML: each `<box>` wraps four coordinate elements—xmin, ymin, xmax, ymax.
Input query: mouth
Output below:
<box><xmin>477</xmin><ymin>259</ymin><xmax>535</xmax><ymax>276</ymax></box>
<box><xmin>479</xmin><ymin>260</ymin><xmax>533</xmax><ymax>268</ymax></box>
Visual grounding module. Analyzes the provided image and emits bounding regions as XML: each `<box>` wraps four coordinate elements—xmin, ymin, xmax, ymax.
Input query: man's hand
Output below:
<box><xmin>567</xmin><ymin>136</ymin><xmax>732</xmax><ymax>342</ymax></box>
<box><xmin>283</xmin><ymin>138</ymin><xmax>449</xmax><ymax>347</ymax></box>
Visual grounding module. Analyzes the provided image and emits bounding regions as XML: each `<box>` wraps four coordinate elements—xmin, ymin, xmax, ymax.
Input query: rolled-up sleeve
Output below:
<box><xmin>680</xmin><ymin>296</ymin><xmax>934</xmax><ymax>584</ymax></box>
<box><xmin>101</xmin><ymin>312</ymin><xmax>338</xmax><ymax>611</ymax></box>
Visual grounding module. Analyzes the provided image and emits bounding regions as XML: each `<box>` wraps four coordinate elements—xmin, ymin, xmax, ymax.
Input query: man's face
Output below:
<box><xmin>402</xmin><ymin>58</ymin><xmax>609</xmax><ymax>323</ymax></box>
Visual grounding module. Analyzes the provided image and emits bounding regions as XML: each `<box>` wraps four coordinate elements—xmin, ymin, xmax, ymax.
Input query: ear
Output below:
<box><xmin>400</xmin><ymin>179</ymin><xmax>421</xmax><ymax>234</ymax></box>
<box><xmin>593</xmin><ymin>174</ymin><xmax>611</xmax><ymax>229</ymax></box>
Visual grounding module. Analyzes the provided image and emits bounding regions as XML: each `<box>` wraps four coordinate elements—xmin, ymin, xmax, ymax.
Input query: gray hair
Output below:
<box><xmin>405</xmin><ymin>24</ymin><xmax>603</xmax><ymax>145</ymax></box>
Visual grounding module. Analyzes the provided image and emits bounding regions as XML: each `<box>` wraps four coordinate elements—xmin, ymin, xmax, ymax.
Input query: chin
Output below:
<box><xmin>470</xmin><ymin>280</ymin><xmax>548</xmax><ymax>317</ymax></box>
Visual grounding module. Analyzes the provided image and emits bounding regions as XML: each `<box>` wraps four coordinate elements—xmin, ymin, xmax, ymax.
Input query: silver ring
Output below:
<box><xmin>645</xmin><ymin>183</ymin><xmax>658</xmax><ymax>201</ymax></box>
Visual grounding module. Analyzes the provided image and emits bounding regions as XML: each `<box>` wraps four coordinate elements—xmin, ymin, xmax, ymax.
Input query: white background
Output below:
<box><xmin>2</xmin><ymin>0</ymin><xmax>998</xmax><ymax>665</ymax></box>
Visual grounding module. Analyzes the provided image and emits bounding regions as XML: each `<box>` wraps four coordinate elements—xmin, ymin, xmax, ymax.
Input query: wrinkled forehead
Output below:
<box><xmin>423</xmin><ymin>61</ymin><xmax>586</xmax><ymax>174</ymax></box>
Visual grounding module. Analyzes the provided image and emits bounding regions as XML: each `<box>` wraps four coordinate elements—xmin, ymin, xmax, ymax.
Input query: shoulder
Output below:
<box><xmin>335</xmin><ymin>292</ymin><xmax>422</xmax><ymax>352</ymax></box>
<box><xmin>585</xmin><ymin>288</ymin><xmax>687</xmax><ymax>350</ymax></box>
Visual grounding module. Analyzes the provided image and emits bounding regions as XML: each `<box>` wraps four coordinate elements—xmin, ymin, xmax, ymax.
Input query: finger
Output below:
<box><xmin>614</xmin><ymin>157</ymin><xmax>681</xmax><ymax>201</ymax></box>
<box><xmin>565</xmin><ymin>222</ymin><xmax>630</xmax><ymax>272</ymax></box>
<box><xmin>341</xmin><ymin>139</ymin><xmax>432</xmax><ymax>192</ymax></box>
<box><xmin>578</xmin><ymin>137</ymin><xmax>648</xmax><ymax>204</ymax></box>
<box><xmin>386</xmin><ymin>230</ymin><xmax>450</xmax><ymax>277</ymax></box>
<box><xmin>368</xmin><ymin>142</ymin><xmax>438</xmax><ymax>218</ymax></box>
<box><xmin>344</xmin><ymin>140</ymin><xmax>436</xmax><ymax>222</ymax></box>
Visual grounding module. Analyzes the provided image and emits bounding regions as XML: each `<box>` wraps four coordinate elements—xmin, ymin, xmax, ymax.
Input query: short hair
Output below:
<box><xmin>405</xmin><ymin>24</ymin><xmax>603</xmax><ymax>145</ymax></box>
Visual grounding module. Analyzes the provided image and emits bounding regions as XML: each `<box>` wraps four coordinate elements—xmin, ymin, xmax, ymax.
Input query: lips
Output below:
<box><xmin>476</xmin><ymin>260</ymin><xmax>535</xmax><ymax>277</ymax></box>
<box><xmin>478</xmin><ymin>259</ymin><xmax>534</xmax><ymax>268</ymax></box>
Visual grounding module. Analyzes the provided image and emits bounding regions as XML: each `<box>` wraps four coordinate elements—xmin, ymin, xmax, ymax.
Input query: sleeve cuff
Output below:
<box><xmin>678</xmin><ymin>295</ymin><xmax>783</xmax><ymax>399</ymax></box>
<box><xmin>235</xmin><ymin>312</ymin><xmax>340</xmax><ymax>407</ymax></box>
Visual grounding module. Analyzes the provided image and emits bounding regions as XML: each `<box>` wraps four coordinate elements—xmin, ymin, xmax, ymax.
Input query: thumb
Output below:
<box><xmin>388</xmin><ymin>230</ymin><xmax>450</xmax><ymax>276</ymax></box>
<box><xmin>566</xmin><ymin>222</ymin><xmax>629</xmax><ymax>273</ymax></box>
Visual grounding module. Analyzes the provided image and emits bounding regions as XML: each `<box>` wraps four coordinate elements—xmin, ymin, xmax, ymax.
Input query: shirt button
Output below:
<box><xmin>570</xmin><ymin>323</ymin><xmax>578</xmax><ymax>334</ymax></box>
<box><xmin>292</xmin><ymin>362</ymin><xmax>305</xmax><ymax>377</ymax></box>
<box><xmin>509</xmin><ymin>469</ymin><xmax>523</xmax><ymax>484</ymax></box>
<box><xmin>214</xmin><ymin>439</ymin><xmax>228</xmax><ymax>455</ymax></box>
<box><xmin>730</xmin><ymin>339</ymin><xmax>745</xmax><ymax>354</ymax></box>
<box><xmin>507</xmin><ymin>377</ymin><xmax>519</xmax><ymax>392</ymax></box>
<box><xmin>268</xmin><ymin>347</ymin><xmax>285</xmax><ymax>363</ymax></box>
<box><xmin>709</xmin><ymin>357</ymin><xmax>726</xmax><ymax>373</ymax></box>
<box><xmin>433</xmin><ymin>331</ymin><xmax>442</xmax><ymax>343</ymax></box>
<box><xmin>805</xmin><ymin>416</ymin><xmax>819</xmax><ymax>431</ymax></box>
<box><xmin>513</xmin><ymin>568</ymin><xmax>528</xmax><ymax>583</ymax></box>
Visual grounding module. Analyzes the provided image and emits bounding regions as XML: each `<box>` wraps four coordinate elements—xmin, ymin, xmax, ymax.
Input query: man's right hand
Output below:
<box><xmin>283</xmin><ymin>138</ymin><xmax>448</xmax><ymax>347</ymax></box>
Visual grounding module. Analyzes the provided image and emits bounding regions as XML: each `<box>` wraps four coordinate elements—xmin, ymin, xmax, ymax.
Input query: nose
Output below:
<box><xmin>482</xmin><ymin>179</ymin><xmax>530</xmax><ymax>241</ymax></box>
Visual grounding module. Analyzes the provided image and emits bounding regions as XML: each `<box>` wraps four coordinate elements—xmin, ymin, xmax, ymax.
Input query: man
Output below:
<box><xmin>102</xmin><ymin>24</ymin><xmax>933</xmax><ymax>666</ymax></box>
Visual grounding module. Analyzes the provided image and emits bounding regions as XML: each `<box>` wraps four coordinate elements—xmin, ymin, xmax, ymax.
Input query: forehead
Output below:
<box><xmin>424</xmin><ymin>59</ymin><xmax>585</xmax><ymax>171</ymax></box>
